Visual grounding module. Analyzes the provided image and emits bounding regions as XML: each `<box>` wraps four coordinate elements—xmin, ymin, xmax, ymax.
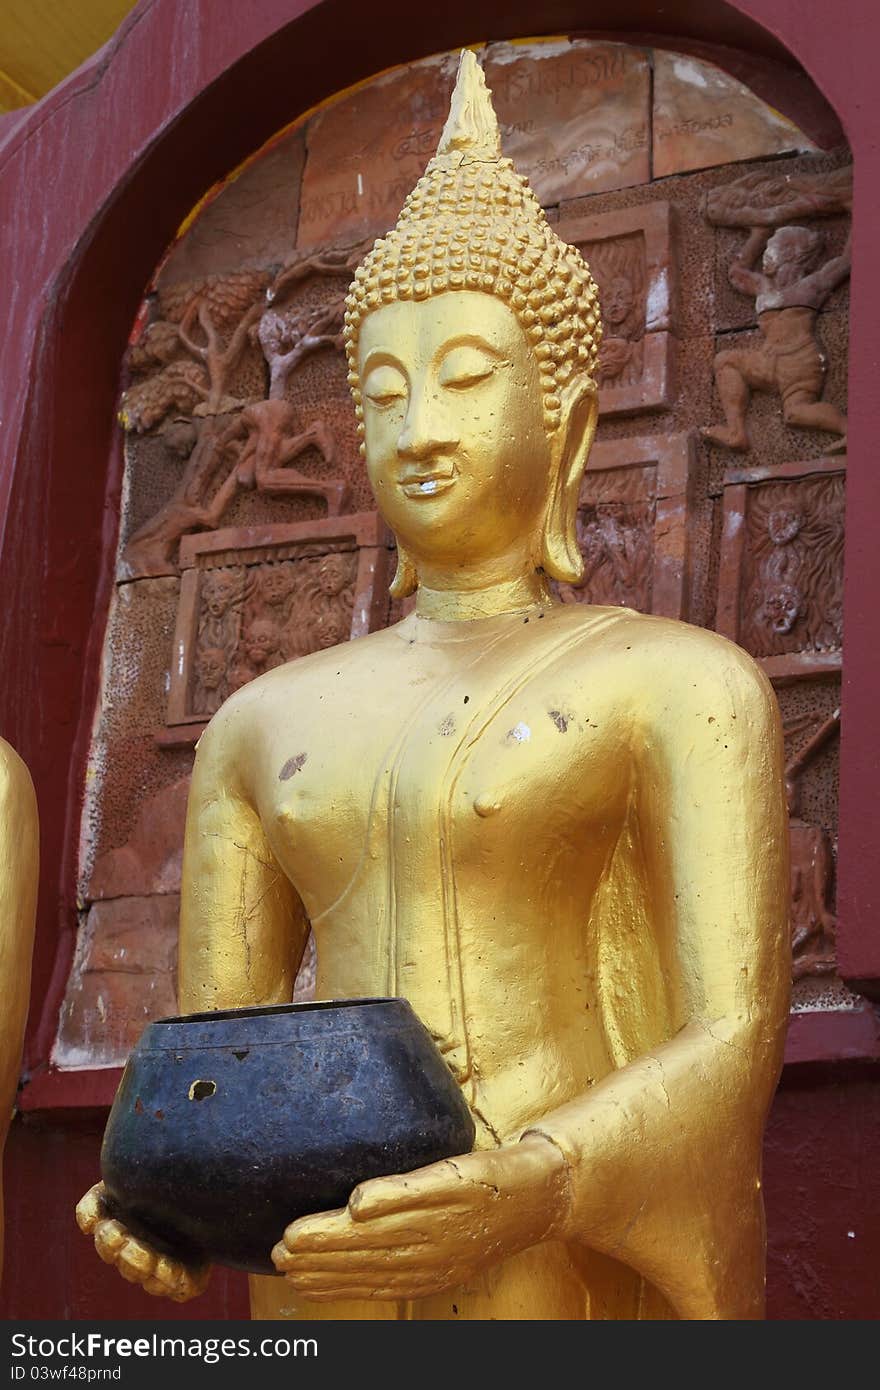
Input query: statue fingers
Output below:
<box><xmin>115</xmin><ymin>1240</ymin><xmax>158</xmax><ymax>1285</ymax></box>
<box><xmin>286</xmin><ymin>1271</ymin><xmax>452</xmax><ymax>1302</ymax></box>
<box><xmin>75</xmin><ymin>1183</ymin><xmax>107</xmax><ymax>1234</ymax></box>
<box><xmin>136</xmin><ymin>1256</ymin><xmax>208</xmax><ymax>1302</ymax></box>
<box><xmin>349</xmin><ymin>1160</ymin><xmax>466</xmax><ymax>1222</ymax></box>
<box><xmin>275</xmin><ymin>1206</ymin><xmax>349</xmax><ymax>1262</ymax></box>
<box><xmin>92</xmin><ymin>1218</ymin><xmax>130</xmax><ymax>1265</ymax></box>
<box><xmin>277</xmin><ymin>1205</ymin><xmax>461</xmax><ymax>1262</ymax></box>
<box><xmin>167</xmin><ymin>1264</ymin><xmax>211</xmax><ymax>1302</ymax></box>
<box><xmin>140</xmin><ymin>1277</ymin><xmax>169</xmax><ymax>1297</ymax></box>
<box><xmin>273</xmin><ymin>1213</ymin><xmax>359</xmax><ymax>1269</ymax></box>
<box><xmin>275</xmin><ymin>1243</ymin><xmax>430</xmax><ymax>1276</ymax></box>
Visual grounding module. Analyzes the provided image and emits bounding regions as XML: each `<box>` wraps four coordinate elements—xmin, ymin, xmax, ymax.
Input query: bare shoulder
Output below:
<box><xmin>598</xmin><ymin>609</ymin><xmax>779</xmax><ymax>724</ymax></box>
<box><xmin>555</xmin><ymin>605</ymin><xmax>775</xmax><ymax>715</ymax></box>
<box><xmin>193</xmin><ymin>625</ymin><xmax>401</xmax><ymax>760</ymax></box>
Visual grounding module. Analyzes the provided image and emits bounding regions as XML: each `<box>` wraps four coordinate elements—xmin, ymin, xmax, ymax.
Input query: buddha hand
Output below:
<box><xmin>75</xmin><ymin>1182</ymin><xmax>210</xmax><ymax>1302</ymax></box>
<box><xmin>271</xmin><ymin>1133</ymin><xmax>569</xmax><ymax>1301</ymax></box>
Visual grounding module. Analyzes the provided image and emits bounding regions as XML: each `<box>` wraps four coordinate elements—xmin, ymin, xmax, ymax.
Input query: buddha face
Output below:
<box><xmin>358</xmin><ymin>292</ymin><xmax>552</xmax><ymax>575</ymax></box>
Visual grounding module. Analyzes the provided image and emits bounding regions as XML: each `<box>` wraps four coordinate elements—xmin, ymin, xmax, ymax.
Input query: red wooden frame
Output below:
<box><xmin>0</xmin><ymin>0</ymin><xmax>875</xmax><ymax>1089</ymax></box>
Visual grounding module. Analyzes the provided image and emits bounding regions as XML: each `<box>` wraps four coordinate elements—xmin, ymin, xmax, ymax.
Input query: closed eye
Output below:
<box><xmin>438</xmin><ymin>346</ymin><xmax>501</xmax><ymax>390</ymax></box>
<box><xmin>364</xmin><ymin>364</ymin><xmax>408</xmax><ymax>406</ymax></box>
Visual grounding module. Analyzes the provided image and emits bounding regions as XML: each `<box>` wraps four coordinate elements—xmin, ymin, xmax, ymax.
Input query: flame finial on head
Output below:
<box><xmin>343</xmin><ymin>49</ymin><xmax>601</xmax><ymax>438</ymax></box>
<box><xmin>435</xmin><ymin>49</ymin><xmax>502</xmax><ymax>161</ymax></box>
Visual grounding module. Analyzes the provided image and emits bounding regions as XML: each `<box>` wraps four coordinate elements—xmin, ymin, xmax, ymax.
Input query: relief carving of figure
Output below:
<box><xmin>313</xmin><ymin>552</ymin><xmax>351</xmax><ymax>598</ymax></box>
<box><xmin>557</xmin><ymin>502</ymin><xmax>653</xmax><ymax>611</ymax></box>
<box><xmin>596</xmin><ymin>277</ymin><xmax>643</xmax><ymax>386</ymax></box>
<box><xmin>193</xmin><ymin>646</ymin><xmax>228</xmax><ymax>717</ymax></box>
<box><xmin>741</xmin><ymin>476</ymin><xmax>844</xmax><ymax>657</ymax></box>
<box><xmin>702</xmin><ymin>223</ymin><xmax>850</xmax><ymax>451</ymax></box>
<box><xmin>783</xmin><ymin>711</ymin><xmax>840</xmax><ymax>980</ymax></box>
<box><xmin>242</xmin><ymin>617</ymin><xmax>284</xmax><ymax>675</ymax></box>
<box><xmin>189</xmin><ymin>553</ymin><xmax>358</xmax><ymax>714</ymax></box>
<box><xmin>119</xmin><ymin>250</ymin><xmax>368</xmax><ymax>578</ymax></box>
<box><xmin>586</xmin><ymin>239</ymin><xmax>645</xmax><ymax>389</ymax></box>
<box><xmin>313</xmin><ymin>608</ymin><xmax>351</xmax><ymax>649</ymax></box>
<box><xmin>198</xmin><ymin>568</ymin><xmax>245</xmax><ymax>651</ymax></box>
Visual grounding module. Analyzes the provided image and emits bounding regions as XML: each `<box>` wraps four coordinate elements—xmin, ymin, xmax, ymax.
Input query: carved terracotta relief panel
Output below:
<box><xmin>165</xmin><ymin>512</ymin><xmax>390</xmax><ymax>742</ymax></box>
<box><xmin>715</xmin><ymin>459</ymin><xmax>844</xmax><ymax>999</ymax></box>
<box><xmin>61</xmin><ymin>38</ymin><xmax>850</xmax><ymax>1067</ymax></box>
<box><xmin>555</xmin><ymin>433</ymin><xmax>697</xmax><ymax>618</ymax></box>
<box><xmin>716</xmin><ymin>458</ymin><xmax>844</xmax><ymax>678</ymax></box>
<box><xmin>555</xmin><ymin>203</ymin><xmax>676</xmax><ymax>416</ymax></box>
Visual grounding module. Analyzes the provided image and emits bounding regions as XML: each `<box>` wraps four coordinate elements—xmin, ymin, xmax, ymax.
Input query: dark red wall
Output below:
<box><xmin>0</xmin><ymin>1115</ymin><xmax>247</xmax><ymax>1320</ymax></box>
<box><xmin>764</xmin><ymin>1074</ymin><xmax>880</xmax><ymax>1319</ymax></box>
<box><xmin>4</xmin><ymin>1069</ymin><xmax>878</xmax><ymax>1319</ymax></box>
<box><xmin>1</xmin><ymin>0</ymin><xmax>879</xmax><ymax>1320</ymax></box>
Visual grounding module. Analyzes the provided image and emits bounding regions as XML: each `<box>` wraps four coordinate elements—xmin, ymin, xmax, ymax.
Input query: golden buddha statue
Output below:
<box><xmin>0</xmin><ymin>738</ymin><xmax>38</xmax><ymax>1279</ymax></box>
<box><xmin>78</xmin><ymin>52</ymin><xmax>790</xmax><ymax>1320</ymax></box>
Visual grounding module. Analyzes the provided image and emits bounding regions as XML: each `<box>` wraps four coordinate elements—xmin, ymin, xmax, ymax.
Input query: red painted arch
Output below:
<box><xmin>0</xmin><ymin>0</ymin><xmax>876</xmax><ymax>1077</ymax></box>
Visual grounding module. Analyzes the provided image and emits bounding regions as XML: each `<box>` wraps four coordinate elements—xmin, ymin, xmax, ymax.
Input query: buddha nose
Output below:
<box><xmin>397</xmin><ymin>386</ymin><xmax>457</xmax><ymax>460</ymax></box>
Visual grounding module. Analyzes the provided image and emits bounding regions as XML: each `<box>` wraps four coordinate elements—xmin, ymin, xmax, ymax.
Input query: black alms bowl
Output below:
<box><xmin>100</xmin><ymin>998</ymin><xmax>475</xmax><ymax>1275</ymax></box>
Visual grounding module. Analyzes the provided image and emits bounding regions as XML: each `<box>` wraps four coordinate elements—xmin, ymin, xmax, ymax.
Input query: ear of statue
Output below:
<box><xmin>540</xmin><ymin>378</ymin><xmax>598</xmax><ymax>584</ymax></box>
<box><xmin>389</xmin><ymin>544</ymin><xmax>419</xmax><ymax>599</ymax></box>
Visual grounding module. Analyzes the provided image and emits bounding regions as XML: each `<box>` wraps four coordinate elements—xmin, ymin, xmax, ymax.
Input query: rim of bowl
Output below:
<box><xmin>154</xmin><ymin>997</ymin><xmax>404</xmax><ymax>1026</ymax></box>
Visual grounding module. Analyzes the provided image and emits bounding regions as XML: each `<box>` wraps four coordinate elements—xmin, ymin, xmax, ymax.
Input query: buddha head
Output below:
<box><xmin>343</xmin><ymin>52</ymin><xmax>602</xmax><ymax>599</ymax></box>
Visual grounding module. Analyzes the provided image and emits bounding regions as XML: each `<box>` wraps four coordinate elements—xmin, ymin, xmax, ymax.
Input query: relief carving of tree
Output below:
<box><xmin>119</xmin><ymin>242</ymin><xmax>370</xmax><ymax>579</ymax></box>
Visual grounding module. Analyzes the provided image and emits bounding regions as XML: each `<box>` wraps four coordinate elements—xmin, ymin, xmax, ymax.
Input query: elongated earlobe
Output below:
<box><xmin>389</xmin><ymin>545</ymin><xmax>419</xmax><ymax>599</ymax></box>
<box><xmin>540</xmin><ymin>379</ymin><xmax>598</xmax><ymax>584</ymax></box>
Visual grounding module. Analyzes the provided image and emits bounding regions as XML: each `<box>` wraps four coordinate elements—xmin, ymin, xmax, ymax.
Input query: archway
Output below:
<box><xmin>0</xmin><ymin>0</ymin><xmax>876</xmax><ymax>1320</ymax></box>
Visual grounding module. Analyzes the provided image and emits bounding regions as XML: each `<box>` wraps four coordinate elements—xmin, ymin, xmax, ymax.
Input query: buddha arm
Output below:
<box><xmin>178</xmin><ymin>709</ymin><xmax>308</xmax><ymax>1014</ymax></box>
<box><xmin>525</xmin><ymin>635</ymin><xmax>790</xmax><ymax>1320</ymax></box>
<box><xmin>0</xmin><ymin>741</ymin><xmax>38</xmax><ymax>1277</ymax></box>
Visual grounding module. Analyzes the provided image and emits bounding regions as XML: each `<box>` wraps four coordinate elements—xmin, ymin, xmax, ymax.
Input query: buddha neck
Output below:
<box><xmin>414</xmin><ymin>568</ymin><xmax>554</xmax><ymax>622</ymax></box>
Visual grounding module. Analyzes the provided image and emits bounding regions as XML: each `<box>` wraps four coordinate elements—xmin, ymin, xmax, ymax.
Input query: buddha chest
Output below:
<box><xmin>249</xmin><ymin>608</ymin><xmax>632</xmax><ymax>1111</ymax></box>
<box><xmin>262</xmin><ymin>605</ymin><xmax>631</xmax><ymax>925</ymax></box>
